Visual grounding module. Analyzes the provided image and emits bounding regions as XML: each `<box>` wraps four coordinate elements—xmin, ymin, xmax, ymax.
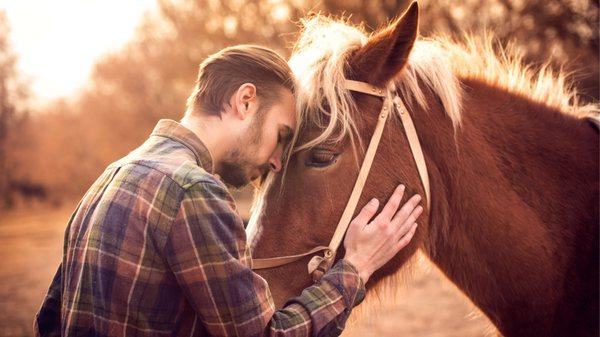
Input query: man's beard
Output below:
<box><xmin>218</xmin><ymin>117</ymin><xmax>269</xmax><ymax>189</ymax></box>
<box><xmin>219</xmin><ymin>151</ymin><xmax>268</xmax><ymax>189</ymax></box>
<box><xmin>219</xmin><ymin>159</ymin><xmax>248</xmax><ymax>189</ymax></box>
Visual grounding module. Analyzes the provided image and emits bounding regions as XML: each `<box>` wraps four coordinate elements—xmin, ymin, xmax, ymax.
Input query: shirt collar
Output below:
<box><xmin>150</xmin><ymin>119</ymin><xmax>214</xmax><ymax>172</ymax></box>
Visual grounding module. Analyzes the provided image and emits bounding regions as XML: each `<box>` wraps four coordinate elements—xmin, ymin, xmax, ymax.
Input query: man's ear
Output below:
<box><xmin>348</xmin><ymin>2</ymin><xmax>419</xmax><ymax>87</ymax></box>
<box><xmin>232</xmin><ymin>83</ymin><xmax>257</xmax><ymax>120</ymax></box>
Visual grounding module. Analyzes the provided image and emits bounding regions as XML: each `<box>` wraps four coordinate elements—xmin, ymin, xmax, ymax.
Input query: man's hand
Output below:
<box><xmin>343</xmin><ymin>184</ymin><xmax>423</xmax><ymax>284</ymax></box>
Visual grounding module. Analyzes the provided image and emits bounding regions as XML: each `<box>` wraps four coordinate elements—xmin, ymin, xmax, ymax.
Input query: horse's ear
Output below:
<box><xmin>349</xmin><ymin>2</ymin><xmax>419</xmax><ymax>87</ymax></box>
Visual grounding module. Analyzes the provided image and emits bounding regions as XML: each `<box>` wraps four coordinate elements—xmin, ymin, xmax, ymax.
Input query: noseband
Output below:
<box><xmin>251</xmin><ymin>78</ymin><xmax>431</xmax><ymax>281</ymax></box>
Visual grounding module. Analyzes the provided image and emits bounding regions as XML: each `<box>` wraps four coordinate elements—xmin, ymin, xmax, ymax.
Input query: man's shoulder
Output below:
<box><xmin>111</xmin><ymin>157</ymin><xmax>222</xmax><ymax>191</ymax></box>
<box><xmin>108</xmin><ymin>142</ymin><xmax>221</xmax><ymax>191</ymax></box>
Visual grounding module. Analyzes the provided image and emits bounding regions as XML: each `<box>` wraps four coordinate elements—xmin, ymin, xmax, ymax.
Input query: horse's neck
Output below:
<box><xmin>410</xmin><ymin>78</ymin><xmax>599</xmax><ymax>336</ymax></box>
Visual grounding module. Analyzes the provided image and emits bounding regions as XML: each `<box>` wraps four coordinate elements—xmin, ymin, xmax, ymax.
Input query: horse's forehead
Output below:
<box><xmin>294</xmin><ymin>127</ymin><xmax>325</xmax><ymax>149</ymax></box>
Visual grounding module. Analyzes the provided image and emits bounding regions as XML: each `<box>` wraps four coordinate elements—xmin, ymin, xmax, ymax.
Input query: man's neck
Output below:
<box><xmin>180</xmin><ymin>114</ymin><xmax>227</xmax><ymax>169</ymax></box>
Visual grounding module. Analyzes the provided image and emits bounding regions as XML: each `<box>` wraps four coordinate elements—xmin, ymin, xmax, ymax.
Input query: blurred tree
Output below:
<box><xmin>0</xmin><ymin>10</ymin><xmax>29</xmax><ymax>208</ymax></box>
<box><xmin>5</xmin><ymin>0</ymin><xmax>304</xmax><ymax>203</ymax></box>
<box><xmin>72</xmin><ymin>0</ymin><xmax>303</xmax><ymax>187</ymax></box>
<box><xmin>8</xmin><ymin>0</ymin><xmax>598</xmax><ymax>207</ymax></box>
<box><xmin>315</xmin><ymin>0</ymin><xmax>599</xmax><ymax>101</ymax></box>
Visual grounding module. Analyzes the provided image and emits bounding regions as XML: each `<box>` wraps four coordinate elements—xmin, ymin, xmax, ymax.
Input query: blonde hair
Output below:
<box><xmin>287</xmin><ymin>15</ymin><xmax>596</xmax><ymax>154</ymax></box>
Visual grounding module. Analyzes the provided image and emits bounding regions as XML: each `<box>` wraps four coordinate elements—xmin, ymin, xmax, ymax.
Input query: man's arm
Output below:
<box><xmin>34</xmin><ymin>264</ymin><xmax>62</xmax><ymax>337</ymax></box>
<box><xmin>164</xmin><ymin>180</ymin><xmax>364</xmax><ymax>337</ymax></box>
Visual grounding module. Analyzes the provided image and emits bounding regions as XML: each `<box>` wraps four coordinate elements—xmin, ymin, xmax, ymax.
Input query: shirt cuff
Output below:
<box><xmin>321</xmin><ymin>259</ymin><xmax>366</xmax><ymax>309</ymax></box>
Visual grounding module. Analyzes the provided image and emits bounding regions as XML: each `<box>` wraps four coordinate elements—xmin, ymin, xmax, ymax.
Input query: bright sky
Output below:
<box><xmin>3</xmin><ymin>0</ymin><xmax>157</xmax><ymax>104</ymax></box>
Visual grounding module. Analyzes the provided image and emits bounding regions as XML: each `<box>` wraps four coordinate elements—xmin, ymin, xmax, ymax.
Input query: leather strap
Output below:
<box><xmin>306</xmin><ymin>90</ymin><xmax>392</xmax><ymax>280</ymax></box>
<box><xmin>251</xmin><ymin>78</ymin><xmax>431</xmax><ymax>282</ymax></box>
<box><xmin>344</xmin><ymin>79</ymin><xmax>387</xmax><ymax>98</ymax></box>
<box><xmin>394</xmin><ymin>96</ymin><xmax>431</xmax><ymax>209</ymax></box>
<box><xmin>251</xmin><ymin>245</ymin><xmax>331</xmax><ymax>270</ymax></box>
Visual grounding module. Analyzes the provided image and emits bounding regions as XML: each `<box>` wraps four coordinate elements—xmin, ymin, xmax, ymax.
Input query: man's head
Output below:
<box><xmin>185</xmin><ymin>45</ymin><xmax>296</xmax><ymax>188</ymax></box>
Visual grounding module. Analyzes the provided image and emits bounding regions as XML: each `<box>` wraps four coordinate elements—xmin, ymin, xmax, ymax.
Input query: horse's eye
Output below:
<box><xmin>306</xmin><ymin>150</ymin><xmax>339</xmax><ymax>168</ymax></box>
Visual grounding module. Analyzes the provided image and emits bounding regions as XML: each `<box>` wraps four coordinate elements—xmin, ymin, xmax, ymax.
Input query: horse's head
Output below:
<box><xmin>249</xmin><ymin>3</ymin><xmax>432</xmax><ymax>308</ymax></box>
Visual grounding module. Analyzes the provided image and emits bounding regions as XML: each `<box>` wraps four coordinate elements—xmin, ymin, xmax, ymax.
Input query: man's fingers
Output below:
<box><xmin>394</xmin><ymin>204</ymin><xmax>423</xmax><ymax>229</ymax></box>
<box><xmin>373</xmin><ymin>185</ymin><xmax>405</xmax><ymax>224</ymax></box>
<box><xmin>394</xmin><ymin>223</ymin><xmax>418</xmax><ymax>251</ymax></box>
<box><xmin>392</xmin><ymin>205</ymin><xmax>422</xmax><ymax>242</ymax></box>
<box><xmin>391</xmin><ymin>194</ymin><xmax>422</xmax><ymax>225</ymax></box>
<box><xmin>350</xmin><ymin>198</ymin><xmax>380</xmax><ymax>229</ymax></box>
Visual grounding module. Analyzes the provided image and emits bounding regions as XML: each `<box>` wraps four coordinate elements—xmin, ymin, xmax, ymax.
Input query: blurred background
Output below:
<box><xmin>0</xmin><ymin>0</ymin><xmax>597</xmax><ymax>336</ymax></box>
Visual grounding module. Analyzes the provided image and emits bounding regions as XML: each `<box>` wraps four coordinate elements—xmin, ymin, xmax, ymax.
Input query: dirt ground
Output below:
<box><xmin>0</xmin><ymin>203</ymin><xmax>493</xmax><ymax>337</ymax></box>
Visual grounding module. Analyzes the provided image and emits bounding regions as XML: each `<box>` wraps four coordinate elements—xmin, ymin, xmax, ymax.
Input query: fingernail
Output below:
<box><xmin>399</xmin><ymin>184</ymin><xmax>405</xmax><ymax>190</ymax></box>
<box><xmin>416</xmin><ymin>194</ymin><xmax>422</xmax><ymax>201</ymax></box>
<box><xmin>370</xmin><ymin>198</ymin><xmax>378</xmax><ymax>205</ymax></box>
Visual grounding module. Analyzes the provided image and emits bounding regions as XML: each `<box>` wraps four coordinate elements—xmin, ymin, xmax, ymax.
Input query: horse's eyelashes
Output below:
<box><xmin>313</xmin><ymin>152</ymin><xmax>335</xmax><ymax>162</ymax></box>
<box><xmin>305</xmin><ymin>150</ymin><xmax>339</xmax><ymax>168</ymax></box>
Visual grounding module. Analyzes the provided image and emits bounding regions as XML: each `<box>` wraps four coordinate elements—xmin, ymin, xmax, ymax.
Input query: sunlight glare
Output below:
<box><xmin>3</xmin><ymin>0</ymin><xmax>157</xmax><ymax>104</ymax></box>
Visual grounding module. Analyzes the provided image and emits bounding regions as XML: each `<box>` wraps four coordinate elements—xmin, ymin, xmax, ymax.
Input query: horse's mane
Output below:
<box><xmin>440</xmin><ymin>32</ymin><xmax>598</xmax><ymax>117</ymax></box>
<box><xmin>288</xmin><ymin>14</ymin><xmax>597</xmax><ymax>153</ymax></box>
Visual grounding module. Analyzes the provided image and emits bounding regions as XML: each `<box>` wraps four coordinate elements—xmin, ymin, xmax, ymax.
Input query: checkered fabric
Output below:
<box><xmin>34</xmin><ymin>119</ymin><xmax>365</xmax><ymax>337</ymax></box>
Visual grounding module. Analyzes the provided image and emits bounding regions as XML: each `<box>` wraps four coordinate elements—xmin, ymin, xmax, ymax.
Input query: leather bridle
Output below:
<box><xmin>251</xmin><ymin>78</ymin><xmax>431</xmax><ymax>282</ymax></box>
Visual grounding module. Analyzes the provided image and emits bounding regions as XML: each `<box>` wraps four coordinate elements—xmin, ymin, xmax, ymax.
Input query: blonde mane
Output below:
<box><xmin>288</xmin><ymin>15</ymin><xmax>596</xmax><ymax>154</ymax></box>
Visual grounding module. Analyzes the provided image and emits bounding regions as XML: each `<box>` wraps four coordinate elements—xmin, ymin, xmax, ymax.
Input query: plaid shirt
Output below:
<box><xmin>34</xmin><ymin>119</ymin><xmax>365</xmax><ymax>337</ymax></box>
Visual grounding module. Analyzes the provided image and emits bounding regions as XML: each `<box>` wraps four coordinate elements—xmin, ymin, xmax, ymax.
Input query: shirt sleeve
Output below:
<box><xmin>164</xmin><ymin>180</ymin><xmax>365</xmax><ymax>337</ymax></box>
<box><xmin>33</xmin><ymin>264</ymin><xmax>62</xmax><ymax>337</ymax></box>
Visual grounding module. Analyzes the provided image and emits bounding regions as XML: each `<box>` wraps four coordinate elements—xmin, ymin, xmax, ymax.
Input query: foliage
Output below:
<box><xmin>2</xmin><ymin>0</ymin><xmax>598</xmax><ymax>207</ymax></box>
<box><xmin>0</xmin><ymin>11</ymin><xmax>29</xmax><ymax>208</ymax></box>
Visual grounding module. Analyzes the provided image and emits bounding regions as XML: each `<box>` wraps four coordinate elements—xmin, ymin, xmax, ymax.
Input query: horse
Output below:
<box><xmin>247</xmin><ymin>3</ymin><xmax>599</xmax><ymax>336</ymax></box>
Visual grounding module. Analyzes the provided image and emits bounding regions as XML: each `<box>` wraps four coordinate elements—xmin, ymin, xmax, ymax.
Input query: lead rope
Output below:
<box><xmin>251</xmin><ymin>79</ymin><xmax>431</xmax><ymax>282</ymax></box>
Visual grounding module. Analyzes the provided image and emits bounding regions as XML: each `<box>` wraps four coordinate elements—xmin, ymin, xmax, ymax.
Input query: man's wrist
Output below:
<box><xmin>343</xmin><ymin>256</ymin><xmax>371</xmax><ymax>284</ymax></box>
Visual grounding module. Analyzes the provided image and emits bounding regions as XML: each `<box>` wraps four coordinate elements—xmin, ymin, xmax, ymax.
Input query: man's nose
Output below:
<box><xmin>269</xmin><ymin>156</ymin><xmax>282</xmax><ymax>173</ymax></box>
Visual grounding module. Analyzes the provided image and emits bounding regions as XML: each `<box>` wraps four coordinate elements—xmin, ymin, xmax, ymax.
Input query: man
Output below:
<box><xmin>35</xmin><ymin>45</ymin><xmax>422</xmax><ymax>336</ymax></box>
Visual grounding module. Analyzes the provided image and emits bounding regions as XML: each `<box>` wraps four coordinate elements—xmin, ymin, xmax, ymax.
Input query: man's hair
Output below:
<box><xmin>186</xmin><ymin>45</ymin><xmax>295</xmax><ymax>116</ymax></box>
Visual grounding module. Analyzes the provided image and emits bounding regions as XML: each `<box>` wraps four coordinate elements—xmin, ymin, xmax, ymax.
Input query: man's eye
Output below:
<box><xmin>306</xmin><ymin>151</ymin><xmax>339</xmax><ymax>168</ymax></box>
